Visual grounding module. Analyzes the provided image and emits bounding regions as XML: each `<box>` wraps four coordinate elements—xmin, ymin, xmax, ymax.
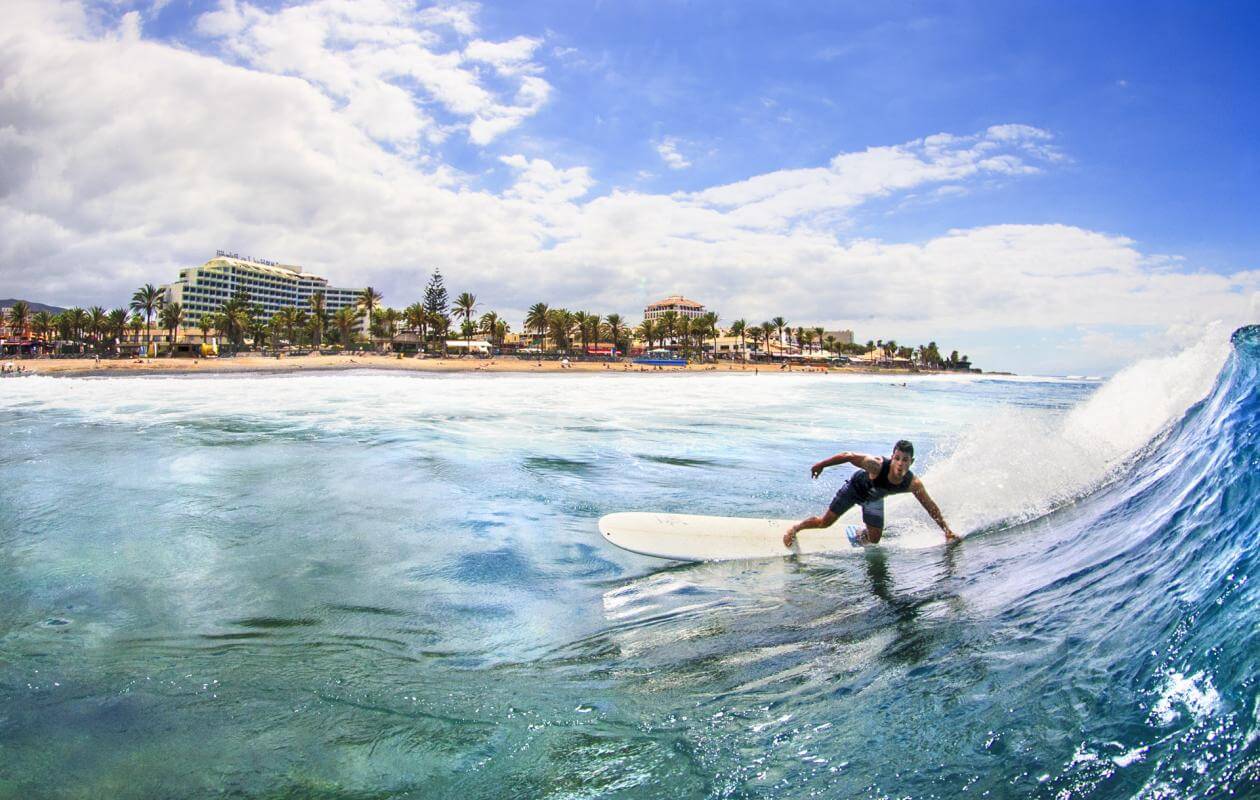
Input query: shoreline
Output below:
<box><xmin>4</xmin><ymin>354</ymin><xmax>965</xmax><ymax>379</ymax></box>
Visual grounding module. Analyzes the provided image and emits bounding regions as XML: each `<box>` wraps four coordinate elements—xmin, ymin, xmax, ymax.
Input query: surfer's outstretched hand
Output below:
<box><xmin>810</xmin><ymin>463</ymin><xmax>825</xmax><ymax>479</ymax></box>
<box><xmin>783</xmin><ymin>527</ymin><xmax>798</xmax><ymax>548</ymax></box>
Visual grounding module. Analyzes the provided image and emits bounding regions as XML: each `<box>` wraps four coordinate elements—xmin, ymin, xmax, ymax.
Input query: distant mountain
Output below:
<box><xmin>0</xmin><ymin>299</ymin><xmax>67</xmax><ymax>314</ymax></box>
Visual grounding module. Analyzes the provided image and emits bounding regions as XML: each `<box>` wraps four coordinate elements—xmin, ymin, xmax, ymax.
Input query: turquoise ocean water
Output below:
<box><xmin>0</xmin><ymin>329</ymin><xmax>1255</xmax><ymax>798</ymax></box>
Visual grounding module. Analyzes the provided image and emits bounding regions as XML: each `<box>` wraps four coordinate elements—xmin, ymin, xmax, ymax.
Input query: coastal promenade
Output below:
<box><xmin>14</xmin><ymin>354</ymin><xmax>936</xmax><ymax>378</ymax></box>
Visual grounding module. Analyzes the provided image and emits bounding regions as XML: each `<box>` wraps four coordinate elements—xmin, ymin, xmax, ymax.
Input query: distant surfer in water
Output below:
<box><xmin>783</xmin><ymin>440</ymin><xmax>957</xmax><ymax>547</ymax></box>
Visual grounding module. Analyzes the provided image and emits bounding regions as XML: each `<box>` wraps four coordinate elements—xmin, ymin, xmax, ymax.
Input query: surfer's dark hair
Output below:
<box><xmin>894</xmin><ymin>440</ymin><xmax>914</xmax><ymax>458</ymax></box>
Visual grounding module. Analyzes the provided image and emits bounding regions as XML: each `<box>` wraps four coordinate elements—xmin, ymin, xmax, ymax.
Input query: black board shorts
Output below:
<box><xmin>828</xmin><ymin>472</ymin><xmax>885</xmax><ymax>530</ymax></box>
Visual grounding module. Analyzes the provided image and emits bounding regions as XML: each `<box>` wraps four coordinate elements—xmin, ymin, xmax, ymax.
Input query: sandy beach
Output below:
<box><xmin>6</xmin><ymin>353</ymin><xmax>924</xmax><ymax>378</ymax></box>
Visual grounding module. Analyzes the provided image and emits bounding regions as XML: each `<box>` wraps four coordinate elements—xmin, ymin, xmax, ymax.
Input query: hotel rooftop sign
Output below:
<box><xmin>215</xmin><ymin>249</ymin><xmax>284</xmax><ymax>268</ymax></box>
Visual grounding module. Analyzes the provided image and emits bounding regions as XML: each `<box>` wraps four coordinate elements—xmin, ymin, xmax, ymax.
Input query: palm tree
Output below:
<box><xmin>814</xmin><ymin>327</ymin><xmax>825</xmax><ymax>354</ymax></box>
<box><xmin>130</xmin><ymin>284</ymin><xmax>163</xmax><ymax>356</ymax></box>
<box><xmin>332</xmin><ymin>307</ymin><xmax>360</xmax><ymax>347</ymax></box>
<box><xmin>357</xmin><ymin>287</ymin><xmax>383</xmax><ymax>350</ymax></box>
<box><xmin>453</xmin><ymin>293</ymin><xmax>477</xmax><ymax>353</ymax></box>
<box><xmin>107</xmin><ymin>308</ymin><xmax>127</xmax><ymax>350</ymax></box>
<box><xmin>308</xmin><ymin>292</ymin><xmax>327</xmax><ymax>347</ymax></box>
<box><xmin>67</xmin><ymin>308</ymin><xmax>89</xmax><ymax>350</ymax></box>
<box><xmin>525</xmin><ymin>302</ymin><xmax>550</xmax><ymax>350</ymax></box>
<box><xmin>159</xmin><ymin>302</ymin><xmax>184</xmax><ymax>355</ymax></box>
<box><xmin>658</xmin><ymin>311</ymin><xmax>679</xmax><ymax>351</ymax></box>
<box><xmin>605</xmin><ymin>313</ymin><xmax>625</xmax><ymax>356</ymax></box>
<box><xmin>5</xmin><ymin>300</ymin><xmax>32</xmax><ymax>341</ymax></box>
<box><xmin>432</xmin><ymin>313</ymin><xmax>450</xmax><ymax>355</ymax></box>
<box><xmin>31</xmin><ymin>310</ymin><xmax>55</xmax><ymax>346</ymax></box>
<box><xmin>572</xmin><ymin>311</ymin><xmax>592</xmax><ymax>353</ymax></box>
<box><xmin>215</xmin><ymin>291</ymin><xmax>253</xmax><ymax>351</ymax></box>
<box><xmin>729</xmin><ymin>319</ymin><xmax>747</xmax><ymax>361</ymax></box>
<box><xmin>636</xmin><ymin>319</ymin><xmax>656</xmax><ymax>352</ymax></box>
<box><xmin>198</xmin><ymin>310</ymin><xmax>215</xmax><ymax>347</ymax></box>
<box><xmin>292</xmin><ymin>309</ymin><xmax>309</xmax><ymax>347</ymax></box>
<box><xmin>699</xmin><ymin>311</ymin><xmax>719</xmax><ymax>360</ymax></box>
<box><xmin>87</xmin><ymin>306</ymin><xmax>108</xmax><ymax>349</ymax></box>
<box><xmin>748</xmin><ymin>326</ymin><xmax>762</xmax><ymax>358</ymax></box>
<box><xmin>403</xmin><ymin>303</ymin><xmax>428</xmax><ymax>352</ymax></box>
<box><xmin>547</xmin><ymin>308</ymin><xmax>574</xmax><ymax>354</ymax></box>
<box><xmin>128</xmin><ymin>313</ymin><xmax>145</xmax><ymax>346</ymax></box>
<box><xmin>771</xmin><ymin>317</ymin><xmax>787</xmax><ymax>353</ymax></box>
<box><xmin>270</xmin><ymin>306</ymin><xmax>295</xmax><ymax>347</ymax></box>
<box><xmin>478</xmin><ymin>311</ymin><xmax>503</xmax><ymax>348</ymax></box>
<box><xmin>760</xmin><ymin>321</ymin><xmax>775</xmax><ymax>358</ymax></box>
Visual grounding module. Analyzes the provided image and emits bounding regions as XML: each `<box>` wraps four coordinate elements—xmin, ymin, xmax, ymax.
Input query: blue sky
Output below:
<box><xmin>3</xmin><ymin>0</ymin><xmax>1257</xmax><ymax>373</ymax></box>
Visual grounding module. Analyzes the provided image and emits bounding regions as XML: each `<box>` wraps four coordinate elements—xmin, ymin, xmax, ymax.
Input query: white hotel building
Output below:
<box><xmin>162</xmin><ymin>252</ymin><xmax>365</xmax><ymax>328</ymax></box>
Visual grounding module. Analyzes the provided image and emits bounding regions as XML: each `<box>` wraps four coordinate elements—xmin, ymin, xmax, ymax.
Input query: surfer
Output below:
<box><xmin>783</xmin><ymin>440</ymin><xmax>957</xmax><ymax>547</ymax></box>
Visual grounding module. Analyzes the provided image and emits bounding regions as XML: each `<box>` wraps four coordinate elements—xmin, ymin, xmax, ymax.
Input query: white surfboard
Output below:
<box><xmin>598</xmin><ymin>511</ymin><xmax>877</xmax><ymax>562</ymax></box>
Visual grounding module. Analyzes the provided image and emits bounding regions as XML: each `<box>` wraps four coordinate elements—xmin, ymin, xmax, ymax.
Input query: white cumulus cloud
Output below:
<box><xmin>0</xmin><ymin>0</ymin><xmax>1255</xmax><ymax>375</ymax></box>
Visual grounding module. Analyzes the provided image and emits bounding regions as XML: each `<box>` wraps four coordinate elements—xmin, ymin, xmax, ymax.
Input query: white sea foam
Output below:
<box><xmin>904</xmin><ymin>328</ymin><xmax>1232</xmax><ymax>546</ymax></box>
<box><xmin>1150</xmin><ymin>670</ymin><xmax>1221</xmax><ymax>726</ymax></box>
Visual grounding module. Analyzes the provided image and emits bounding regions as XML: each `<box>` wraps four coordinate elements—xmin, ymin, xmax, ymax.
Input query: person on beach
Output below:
<box><xmin>783</xmin><ymin>440</ymin><xmax>957</xmax><ymax>547</ymax></box>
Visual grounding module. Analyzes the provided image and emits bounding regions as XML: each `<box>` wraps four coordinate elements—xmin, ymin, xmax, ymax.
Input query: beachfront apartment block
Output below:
<box><xmin>644</xmin><ymin>295</ymin><xmax>707</xmax><ymax>321</ymax></box>
<box><xmin>162</xmin><ymin>252</ymin><xmax>365</xmax><ymax>329</ymax></box>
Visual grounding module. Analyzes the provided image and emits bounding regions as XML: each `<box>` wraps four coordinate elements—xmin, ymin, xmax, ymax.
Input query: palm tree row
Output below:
<box><xmin>522</xmin><ymin>303</ymin><xmax>634</xmax><ymax>356</ymax></box>
<box><xmin>7</xmin><ymin>286</ymin><xmax>970</xmax><ymax>367</ymax></box>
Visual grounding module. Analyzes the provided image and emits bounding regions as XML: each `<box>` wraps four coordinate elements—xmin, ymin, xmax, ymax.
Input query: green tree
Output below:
<box><xmin>423</xmin><ymin>270</ymin><xmax>449</xmax><ymax>323</ymax></box>
<box><xmin>159</xmin><ymin>302</ymin><xmax>184</xmax><ymax>355</ymax></box>
<box><xmin>605</xmin><ymin>313</ymin><xmax>625</xmax><ymax>355</ymax></box>
<box><xmin>760</xmin><ymin>321</ymin><xmax>775</xmax><ymax>357</ymax></box>
<box><xmin>107</xmin><ymin>308</ymin><xmax>127</xmax><ymax>349</ymax></box>
<box><xmin>454</xmin><ymin>292</ymin><xmax>477</xmax><ymax>353</ymax></box>
<box><xmin>658</xmin><ymin>311</ymin><xmax>679</xmax><ymax>350</ymax></box>
<box><xmin>5</xmin><ymin>301</ymin><xmax>31</xmax><ymax>341</ymax></box>
<box><xmin>67</xmin><ymin>308</ymin><xmax>89</xmax><ymax>348</ymax></box>
<box><xmin>572</xmin><ymin>311</ymin><xmax>593</xmax><ymax>352</ymax></box>
<box><xmin>525</xmin><ymin>302</ymin><xmax>550</xmax><ymax>350</ymax></box>
<box><xmin>130</xmin><ymin>284</ymin><xmax>164</xmax><ymax>356</ymax></box>
<box><xmin>404</xmin><ymin>303</ymin><xmax>428</xmax><ymax>351</ymax></box>
<box><xmin>771</xmin><ymin>317</ymin><xmax>786</xmax><ymax>353</ymax></box>
<box><xmin>308</xmin><ymin>292</ymin><xmax>327</xmax><ymax>347</ymax></box>
<box><xmin>31</xmin><ymin>310</ymin><xmax>55</xmax><ymax>345</ymax></box>
<box><xmin>332</xmin><ymin>307</ymin><xmax>361</xmax><ymax>347</ymax></box>
<box><xmin>198</xmin><ymin>310</ymin><xmax>215</xmax><ymax>347</ymax></box>
<box><xmin>636</xmin><ymin>318</ymin><xmax>656</xmax><ymax>351</ymax></box>
<box><xmin>729</xmin><ymin>319</ymin><xmax>747</xmax><ymax>361</ymax></box>
<box><xmin>431</xmin><ymin>312</ymin><xmax>450</xmax><ymax>355</ymax></box>
<box><xmin>357</xmin><ymin>287</ymin><xmax>383</xmax><ymax>350</ymax></box>
<box><xmin>128</xmin><ymin>312</ymin><xmax>145</xmax><ymax>346</ymax></box>
<box><xmin>87</xmin><ymin>306</ymin><xmax>108</xmax><ymax>349</ymax></box>
<box><xmin>547</xmin><ymin>308</ymin><xmax>574</xmax><ymax>354</ymax></box>
<box><xmin>698</xmin><ymin>311</ymin><xmax>719</xmax><ymax>360</ymax></box>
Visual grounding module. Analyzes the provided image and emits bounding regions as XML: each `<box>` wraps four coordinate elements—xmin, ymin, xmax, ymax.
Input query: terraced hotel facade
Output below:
<box><xmin>162</xmin><ymin>252</ymin><xmax>365</xmax><ymax>328</ymax></box>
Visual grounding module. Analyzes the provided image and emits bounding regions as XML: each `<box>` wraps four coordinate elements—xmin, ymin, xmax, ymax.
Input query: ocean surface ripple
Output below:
<box><xmin>0</xmin><ymin>332</ymin><xmax>1255</xmax><ymax>798</ymax></box>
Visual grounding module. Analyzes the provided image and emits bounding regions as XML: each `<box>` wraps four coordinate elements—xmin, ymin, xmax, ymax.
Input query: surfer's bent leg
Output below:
<box><xmin>784</xmin><ymin>509</ymin><xmax>839</xmax><ymax>547</ymax></box>
<box><xmin>784</xmin><ymin>480</ymin><xmax>860</xmax><ymax>547</ymax></box>
<box><xmin>860</xmin><ymin>501</ymin><xmax>885</xmax><ymax>543</ymax></box>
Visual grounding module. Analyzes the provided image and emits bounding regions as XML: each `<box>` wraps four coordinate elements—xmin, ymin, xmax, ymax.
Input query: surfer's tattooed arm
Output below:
<box><xmin>810</xmin><ymin>452</ymin><xmax>879</xmax><ymax>479</ymax></box>
<box><xmin>911</xmin><ymin>480</ymin><xmax>958</xmax><ymax>541</ymax></box>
